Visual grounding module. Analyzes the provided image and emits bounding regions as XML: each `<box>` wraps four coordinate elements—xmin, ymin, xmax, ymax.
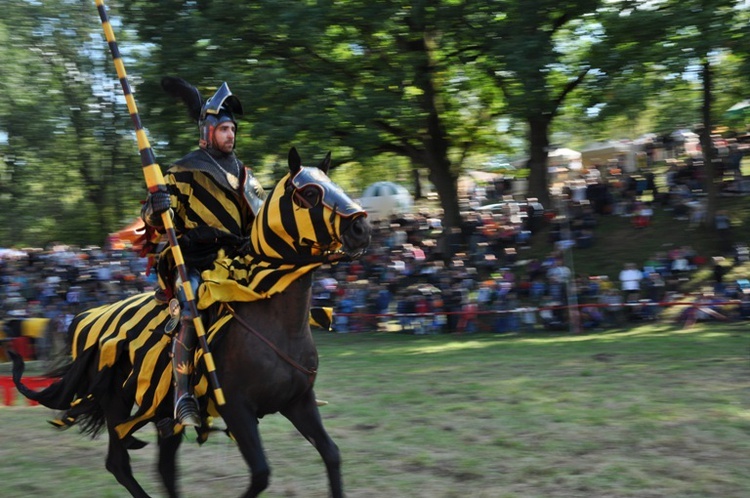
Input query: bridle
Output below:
<box><xmin>269</xmin><ymin>177</ymin><xmax>366</xmax><ymax>263</ymax></box>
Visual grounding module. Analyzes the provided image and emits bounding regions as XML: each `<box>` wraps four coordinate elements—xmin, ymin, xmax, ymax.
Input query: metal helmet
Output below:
<box><xmin>198</xmin><ymin>82</ymin><xmax>243</xmax><ymax>150</ymax></box>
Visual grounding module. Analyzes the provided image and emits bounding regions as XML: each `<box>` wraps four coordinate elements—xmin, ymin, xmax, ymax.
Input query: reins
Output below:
<box><xmin>223</xmin><ymin>303</ymin><xmax>318</xmax><ymax>384</ymax></box>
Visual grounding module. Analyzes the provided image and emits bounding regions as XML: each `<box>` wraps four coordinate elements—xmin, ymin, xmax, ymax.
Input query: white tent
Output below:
<box><xmin>510</xmin><ymin>148</ymin><xmax>582</xmax><ymax>171</ymax></box>
<box><xmin>580</xmin><ymin>140</ymin><xmax>636</xmax><ymax>172</ymax></box>
<box><xmin>669</xmin><ymin>129</ymin><xmax>701</xmax><ymax>156</ymax></box>
<box><xmin>357</xmin><ymin>181</ymin><xmax>413</xmax><ymax>221</ymax></box>
<box><xmin>548</xmin><ymin>147</ymin><xmax>582</xmax><ymax>170</ymax></box>
<box><xmin>726</xmin><ymin>100</ymin><xmax>750</xmax><ymax>116</ymax></box>
<box><xmin>457</xmin><ymin>170</ymin><xmax>502</xmax><ymax>193</ymax></box>
<box><xmin>671</xmin><ymin>129</ymin><xmax>699</xmax><ymax>141</ymax></box>
<box><xmin>548</xmin><ymin>147</ymin><xmax>581</xmax><ymax>161</ymax></box>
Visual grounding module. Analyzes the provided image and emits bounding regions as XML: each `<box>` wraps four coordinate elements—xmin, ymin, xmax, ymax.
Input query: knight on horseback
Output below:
<box><xmin>141</xmin><ymin>77</ymin><xmax>265</xmax><ymax>428</ymax></box>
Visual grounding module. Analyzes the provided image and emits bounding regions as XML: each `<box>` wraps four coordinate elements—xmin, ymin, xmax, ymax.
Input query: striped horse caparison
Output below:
<box><xmin>10</xmin><ymin>148</ymin><xmax>371</xmax><ymax>498</ymax></box>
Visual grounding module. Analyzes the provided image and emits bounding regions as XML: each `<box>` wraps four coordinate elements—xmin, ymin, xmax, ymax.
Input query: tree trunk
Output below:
<box><xmin>700</xmin><ymin>59</ymin><xmax>718</xmax><ymax>230</ymax></box>
<box><xmin>427</xmin><ymin>155</ymin><xmax>460</xmax><ymax>230</ymax></box>
<box><xmin>526</xmin><ymin>117</ymin><xmax>552</xmax><ymax>206</ymax></box>
<box><xmin>412</xmin><ymin>167</ymin><xmax>423</xmax><ymax>200</ymax></box>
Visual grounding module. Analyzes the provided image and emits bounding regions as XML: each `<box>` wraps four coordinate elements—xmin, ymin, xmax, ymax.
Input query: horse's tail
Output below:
<box><xmin>8</xmin><ymin>347</ymin><xmax>107</xmax><ymax>437</ymax></box>
<box><xmin>7</xmin><ymin>349</ymin><xmax>80</xmax><ymax>409</ymax></box>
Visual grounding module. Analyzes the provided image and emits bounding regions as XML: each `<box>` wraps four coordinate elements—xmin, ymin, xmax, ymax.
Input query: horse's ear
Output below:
<box><xmin>288</xmin><ymin>147</ymin><xmax>302</xmax><ymax>174</ymax></box>
<box><xmin>318</xmin><ymin>151</ymin><xmax>331</xmax><ymax>174</ymax></box>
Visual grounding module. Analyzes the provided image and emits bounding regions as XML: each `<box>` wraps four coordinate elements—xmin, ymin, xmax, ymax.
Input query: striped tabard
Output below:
<box><xmin>166</xmin><ymin>148</ymin><xmax>255</xmax><ymax>239</ymax></box>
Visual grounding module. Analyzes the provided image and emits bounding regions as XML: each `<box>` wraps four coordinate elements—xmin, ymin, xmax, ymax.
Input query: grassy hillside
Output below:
<box><xmin>523</xmin><ymin>191</ymin><xmax>750</xmax><ymax>289</ymax></box>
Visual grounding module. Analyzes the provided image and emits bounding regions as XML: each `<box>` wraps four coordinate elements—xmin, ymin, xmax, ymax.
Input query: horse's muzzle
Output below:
<box><xmin>340</xmin><ymin>215</ymin><xmax>371</xmax><ymax>258</ymax></box>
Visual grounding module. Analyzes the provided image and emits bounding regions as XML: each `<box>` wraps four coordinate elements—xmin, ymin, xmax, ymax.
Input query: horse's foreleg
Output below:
<box><xmin>157</xmin><ymin>431</ymin><xmax>183</xmax><ymax>498</ymax></box>
<box><xmin>281</xmin><ymin>389</ymin><xmax>343</xmax><ymax>498</ymax></box>
<box><xmin>219</xmin><ymin>403</ymin><xmax>270</xmax><ymax>498</ymax></box>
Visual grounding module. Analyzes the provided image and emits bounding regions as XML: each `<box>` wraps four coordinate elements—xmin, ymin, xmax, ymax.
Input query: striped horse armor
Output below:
<box><xmin>43</xmin><ymin>148</ymin><xmax>367</xmax><ymax>441</ymax></box>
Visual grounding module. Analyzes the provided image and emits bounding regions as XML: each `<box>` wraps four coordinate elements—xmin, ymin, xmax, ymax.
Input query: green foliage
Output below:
<box><xmin>3</xmin><ymin>1</ymin><xmax>750</xmax><ymax>246</ymax></box>
<box><xmin>0</xmin><ymin>0</ymin><xmax>145</xmax><ymax>247</ymax></box>
<box><xmin>122</xmin><ymin>0</ymin><xmax>524</xmax><ymax>228</ymax></box>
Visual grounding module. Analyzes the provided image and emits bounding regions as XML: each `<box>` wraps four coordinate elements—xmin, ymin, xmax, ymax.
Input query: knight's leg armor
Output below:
<box><xmin>172</xmin><ymin>268</ymin><xmax>202</xmax><ymax>427</ymax></box>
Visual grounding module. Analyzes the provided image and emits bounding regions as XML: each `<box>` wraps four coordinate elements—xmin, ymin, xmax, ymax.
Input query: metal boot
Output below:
<box><xmin>172</xmin><ymin>317</ymin><xmax>201</xmax><ymax>427</ymax></box>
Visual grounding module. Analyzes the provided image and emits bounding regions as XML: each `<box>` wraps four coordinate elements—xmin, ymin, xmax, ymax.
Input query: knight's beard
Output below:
<box><xmin>216</xmin><ymin>141</ymin><xmax>234</xmax><ymax>153</ymax></box>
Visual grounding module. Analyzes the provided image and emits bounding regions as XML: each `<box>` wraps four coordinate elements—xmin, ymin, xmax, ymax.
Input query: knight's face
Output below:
<box><xmin>213</xmin><ymin>122</ymin><xmax>236</xmax><ymax>153</ymax></box>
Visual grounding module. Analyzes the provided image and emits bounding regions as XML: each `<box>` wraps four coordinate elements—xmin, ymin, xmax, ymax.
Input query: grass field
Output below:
<box><xmin>2</xmin><ymin>323</ymin><xmax>749</xmax><ymax>498</ymax></box>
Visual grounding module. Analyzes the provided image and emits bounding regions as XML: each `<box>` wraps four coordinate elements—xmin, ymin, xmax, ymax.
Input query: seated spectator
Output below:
<box><xmin>580</xmin><ymin>304</ymin><xmax>604</xmax><ymax>329</ymax></box>
<box><xmin>538</xmin><ymin>295</ymin><xmax>566</xmax><ymax>330</ymax></box>
<box><xmin>599</xmin><ymin>288</ymin><xmax>624</xmax><ymax>326</ymax></box>
<box><xmin>576</xmin><ymin>229</ymin><xmax>594</xmax><ymax>249</ymax></box>
<box><xmin>738</xmin><ymin>289</ymin><xmax>750</xmax><ymax>320</ymax></box>
<box><xmin>632</xmin><ymin>202</ymin><xmax>653</xmax><ymax>228</ymax></box>
<box><xmin>671</xmin><ymin>254</ymin><xmax>690</xmax><ymax>274</ymax></box>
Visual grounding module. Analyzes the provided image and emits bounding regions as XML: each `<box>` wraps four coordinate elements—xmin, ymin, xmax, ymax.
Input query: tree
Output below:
<box><xmin>0</xmin><ymin>0</ymin><xmax>144</xmax><ymax>247</ymax></box>
<box><xmin>6</xmin><ymin>0</ymin><xmax>748</xmax><ymax>248</ymax></box>
<box><xmin>651</xmin><ymin>0</ymin><xmax>750</xmax><ymax>230</ymax></box>
<box><xmin>122</xmin><ymin>0</ymin><xmax>515</xmax><ymax>241</ymax></box>
<box><xmin>456</xmin><ymin>1</ymin><xmax>678</xmax><ymax>206</ymax></box>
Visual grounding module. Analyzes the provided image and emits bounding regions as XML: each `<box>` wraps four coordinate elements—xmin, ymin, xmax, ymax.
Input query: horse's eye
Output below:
<box><xmin>294</xmin><ymin>187</ymin><xmax>322</xmax><ymax>208</ymax></box>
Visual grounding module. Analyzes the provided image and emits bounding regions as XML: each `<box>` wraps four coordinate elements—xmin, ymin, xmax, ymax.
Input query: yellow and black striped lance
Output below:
<box><xmin>93</xmin><ymin>0</ymin><xmax>225</xmax><ymax>406</ymax></box>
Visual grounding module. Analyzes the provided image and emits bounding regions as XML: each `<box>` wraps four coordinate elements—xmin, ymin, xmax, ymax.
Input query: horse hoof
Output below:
<box><xmin>124</xmin><ymin>435</ymin><xmax>149</xmax><ymax>450</ymax></box>
<box><xmin>47</xmin><ymin>415</ymin><xmax>76</xmax><ymax>430</ymax></box>
<box><xmin>156</xmin><ymin>418</ymin><xmax>180</xmax><ymax>438</ymax></box>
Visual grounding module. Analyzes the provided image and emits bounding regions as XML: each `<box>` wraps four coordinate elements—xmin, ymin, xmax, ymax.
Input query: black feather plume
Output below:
<box><xmin>161</xmin><ymin>76</ymin><xmax>204</xmax><ymax>123</ymax></box>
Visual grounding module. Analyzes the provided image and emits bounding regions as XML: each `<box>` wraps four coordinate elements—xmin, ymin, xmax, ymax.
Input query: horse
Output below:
<box><xmin>8</xmin><ymin>147</ymin><xmax>371</xmax><ymax>498</ymax></box>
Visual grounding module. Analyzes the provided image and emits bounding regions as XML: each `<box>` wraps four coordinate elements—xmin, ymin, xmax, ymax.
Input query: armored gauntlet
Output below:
<box><xmin>142</xmin><ymin>188</ymin><xmax>172</xmax><ymax>227</ymax></box>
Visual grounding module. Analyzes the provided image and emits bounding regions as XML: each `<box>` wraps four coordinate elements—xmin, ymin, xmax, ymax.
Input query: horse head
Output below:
<box><xmin>249</xmin><ymin>147</ymin><xmax>371</xmax><ymax>264</ymax></box>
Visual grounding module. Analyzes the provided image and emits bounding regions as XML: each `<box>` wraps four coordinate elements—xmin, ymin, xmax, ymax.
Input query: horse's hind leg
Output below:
<box><xmin>281</xmin><ymin>389</ymin><xmax>343</xmax><ymax>498</ymax></box>
<box><xmin>104</xmin><ymin>399</ymin><xmax>151</xmax><ymax>497</ymax></box>
<box><xmin>105</xmin><ymin>428</ymin><xmax>151</xmax><ymax>497</ymax></box>
<box><xmin>157</xmin><ymin>431</ymin><xmax>183</xmax><ymax>498</ymax></box>
<box><xmin>218</xmin><ymin>403</ymin><xmax>270</xmax><ymax>498</ymax></box>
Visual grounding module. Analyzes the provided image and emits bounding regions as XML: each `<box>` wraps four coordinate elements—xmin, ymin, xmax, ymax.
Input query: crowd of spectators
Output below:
<box><xmin>313</xmin><ymin>157</ymin><xmax>750</xmax><ymax>334</ymax></box>
<box><xmin>312</xmin><ymin>214</ymin><xmax>748</xmax><ymax>334</ymax></box>
<box><xmin>1</xmin><ymin>246</ymin><xmax>154</xmax><ymax>358</ymax></box>
<box><xmin>2</xmin><ymin>155</ymin><xmax>750</xmax><ymax>348</ymax></box>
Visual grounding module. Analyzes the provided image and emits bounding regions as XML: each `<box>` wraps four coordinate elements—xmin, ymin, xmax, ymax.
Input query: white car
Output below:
<box><xmin>357</xmin><ymin>182</ymin><xmax>413</xmax><ymax>222</ymax></box>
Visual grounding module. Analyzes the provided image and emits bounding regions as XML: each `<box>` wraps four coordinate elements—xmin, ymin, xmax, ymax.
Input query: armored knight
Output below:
<box><xmin>141</xmin><ymin>77</ymin><xmax>265</xmax><ymax>427</ymax></box>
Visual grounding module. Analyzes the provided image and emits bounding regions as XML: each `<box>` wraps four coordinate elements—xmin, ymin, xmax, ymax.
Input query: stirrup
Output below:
<box><xmin>175</xmin><ymin>394</ymin><xmax>201</xmax><ymax>427</ymax></box>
